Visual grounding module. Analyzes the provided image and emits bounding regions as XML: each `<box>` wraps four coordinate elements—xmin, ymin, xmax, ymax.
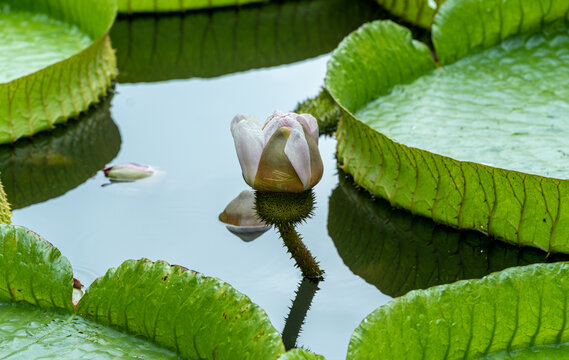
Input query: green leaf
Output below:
<box><xmin>0</xmin><ymin>303</ymin><xmax>178</xmax><ymax>359</ymax></box>
<box><xmin>0</xmin><ymin>225</ymin><xmax>73</xmax><ymax>311</ymax></box>
<box><xmin>347</xmin><ymin>262</ymin><xmax>569</xmax><ymax>358</ymax></box>
<box><xmin>0</xmin><ymin>225</ymin><xmax>289</xmax><ymax>358</ymax></box>
<box><xmin>375</xmin><ymin>0</ymin><xmax>445</xmax><ymax>28</ymax></box>
<box><xmin>326</xmin><ymin>1</ymin><xmax>569</xmax><ymax>253</ymax></box>
<box><xmin>278</xmin><ymin>348</ymin><xmax>325</xmax><ymax>360</ymax></box>
<box><xmin>118</xmin><ymin>0</ymin><xmax>265</xmax><ymax>14</ymax></box>
<box><xmin>294</xmin><ymin>88</ymin><xmax>341</xmax><ymax>136</ymax></box>
<box><xmin>78</xmin><ymin>259</ymin><xmax>286</xmax><ymax>359</ymax></box>
<box><xmin>110</xmin><ymin>0</ymin><xmax>381</xmax><ymax>83</ymax></box>
<box><xmin>329</xmin><ymin>171</ymin><xmax>568</xmax><ymax>298</ymax></box>
<box><xmin>0</xmin><ymin>94</ymin><xmax>120</xmax><ymax>210</ymax></box>
<box><xmin>0</xmin><ymin>0</ymin><xmax>117</xmax><ymax>143</ymax></box>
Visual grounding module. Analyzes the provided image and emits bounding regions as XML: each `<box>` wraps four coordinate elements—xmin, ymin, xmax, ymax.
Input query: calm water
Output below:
<box><xmin>1</xmin><ymin>2</ymin><xmax>560</xmax><ymax>358</ymax></box>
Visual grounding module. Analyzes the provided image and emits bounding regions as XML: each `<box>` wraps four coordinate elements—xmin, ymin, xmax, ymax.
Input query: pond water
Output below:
<box><xmin>1</xmin><ymin>2</ymin><xmax>562</xmax><ymax>358</ymax></box>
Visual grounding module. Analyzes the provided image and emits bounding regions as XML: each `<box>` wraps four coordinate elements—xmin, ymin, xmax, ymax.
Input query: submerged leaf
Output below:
<box><xmin>348</xmin><ymin>262</ymin><xmax>569</xmax><ymax>358</ymax></box>
<box><xmin>0</xmin><ymin>0</ymin><xmax>117</xmax><ymax>143</ymax></box>
<box><xmin>0</xmin><ymin>94</ymin><xmax>120</xmax><ymax>209</ymax></box>
<box><xmin>326</xmin><ymin>0</ymin><xmax>569</xmax><ymax>253</ymax></box>
<box><xmin>329</xmin><ymin>171</ymin><xmax>568</xmax><ymax>298</ymax></box>
<box><xmin>110</xmin><ymin>0</ymin><xmax>382</xmax><ymax>82</ymax></box>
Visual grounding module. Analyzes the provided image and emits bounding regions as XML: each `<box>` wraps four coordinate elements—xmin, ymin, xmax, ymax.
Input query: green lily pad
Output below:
<box><xmin>278</xmin><ymin>348</ymin><xmax>325</xmax><ymax>360</ymax></box>
<box><xmin>110</xmin><ymin>0</ymin><xmax>381</xmax><ymax>83</ymax></box>
<box><xmin>0</xmin><ymin>94</ymin><xmax>120</xmax><ymax>210</ymax></box>
<box><xmin>118</xmin><ymin>0</ymin><xmax>264</xmax><ymax>14</ymax></box>
<box><xmin>329</xmin><ymin>171</ymin><xmax>568</xmax><ymax>298</ymax></box>
<box><xmin>0</xmin><ymin>303</ymin><xmax>178</xmax><ymax>359</ymax></box>
<box><xmin>347</xmin><ymin>262</ymin><xmax>569</xmax><ymax>358</ymax></box>
<box><xmin>0</xmin><ymin>0</ymin><xmax>117</xmax><ymax>144</ymax></box>
<box><xmin>375</xmin><ymin>0</ymin><xmax>445</xmax><ymax>28</ymax></box>
<box><xmin>78</xmin><ymin>259</ymin><xmax>286</xmax><ymax>359</ymax></box>
<box><xmin>0</xmin><ymin>224</ymin><xmax>290</xmax><ymax>359</ymax></box>
<box><xmin>326</xmin><ymin>0</ymin><xmax>569</xmax><ymax>253</ymax></box>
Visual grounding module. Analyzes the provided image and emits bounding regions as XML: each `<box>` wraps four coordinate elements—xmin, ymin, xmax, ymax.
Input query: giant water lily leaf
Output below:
<box><xmin>0</xmin><ymin>0</ymin><xmax>117</xmax><ymax>144</ymax></box>
<box><xmin>0</xmin><ymin>225</ymin><xmax>72</xmax><ymax>311</ymax></box>
<box><xmin>326</xmin><ymin>0</ymin><xmax>569</xmax><ymax>253</ymax></box>
<box><xmin>347</xmin><ymin>262</ymin><xmax>569</xmax><ymax>358</ymax></box>
<box><xmin>0</xmin><ymin>224</ymin><xmax>288</xmax><ymax>359</ymax></box>
<box><xmin>118</xmin><ymin>0</ymin><xmax>264</xmax><ymax>14</ymax></box>
<box><xmin>329</xmin><ymin>171</ymin><xmax>568</xmax><ymax>298</ymax></box>
<box><xmin>278</xmin><ymin>348</ymin><xmax>325</xmax><ymax>359</ymax></box>
<box><xmin>111</xmin><ymin>0</ymin><xmax>381</xmax><ymax>83</ymax></box>
<box><xmin>0</xmin><ymin>303</ymin><xmax>179</xmax><ymax>358</ymax></box>
<box><xmin>375</xmin><ymin>0</ymin><xmax>445</xmax><ymax>28</ymax></box>
<box><xmin>78</xmin><ymin>259</ymin><xmax>286</xmax><ymax>359</ymax></box>
<box><xmin>0</xmin><ymin>94</ymin><xmax>120</xmax><ymax>210</ymax></box>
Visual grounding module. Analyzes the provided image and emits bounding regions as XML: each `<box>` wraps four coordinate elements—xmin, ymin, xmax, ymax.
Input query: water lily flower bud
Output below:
<box><xmin>103</xmin><ymin>163</ymin><xmax>153</xmax><ymax>182</ymax></box>
<box><xmin>219</xmin><ymin>190</ymin><xmax>270</xmax><ymax>242</ymax></box>
<box><xmin>231</xmin><ymin>110</ymin><xmax>323</xmax><ymax>192</ymax></box>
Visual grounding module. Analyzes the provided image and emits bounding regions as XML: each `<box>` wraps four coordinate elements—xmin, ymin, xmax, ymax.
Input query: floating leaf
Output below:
<box><xmin>110</xmin><ymin>0</ymin><xmax>382</xmax><ymax>83</ymax></box>
<box><xmin>0</xmin><ymin>94</ymin><xmax>120</xmax><ymax>209</ymax></box>
<box><xmin>0</xmin><ymin>303</ymin><xmax>178</xmax><ymax>358</ymax></box>
<box><xmin>374</xmin><ymin>0</ymin><xmax>445</xmax><ymax>28</ymax></box>
<box><xmin>78</xmin><ymin>259</ymin><xmax>286</xmax><ymax>359</ymax></box>
<box><xmin>0</xmin><ymin>225</ymin><xmax>72</xmax><ymax>310</ymax></box>
<box><xmin>118</xmin><ymin>0</ymin><xmax>265</xmax><ymax>14</ymax></box>
<box><xmin>329</xmin><ymin>171</ymin><xmax>568</xmax><ymax>298</ymax></box>
<box><xmin>326</xmin><ymin>0</ymin><xmax>569</xmax><ymax>253</ymax></box>
<box><xmin>278</xmin><ymin>348</ymin><xmax>325</xmax><ymax>360</ymax></box>
<box><xmin>0</xmin><ymin>0</ymin><xmax>117</xmax><ymax>143</ymax></box>
<box><xmin>294</xmin><ymin>89</ymin><xmax>341</xmax><ymax>136</ymax></box>
<box><xmin>348</xmin><ymin>262</ymin><xmax>569</xmax><ymax>358</ymax></box>
<box><xmin>0</xmin><ymin>224</ymin><xmax>289</xmax><ymax>358</ymax></box>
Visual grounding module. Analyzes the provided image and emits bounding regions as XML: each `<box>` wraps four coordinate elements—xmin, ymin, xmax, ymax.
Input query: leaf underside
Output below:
<box><xmin>329</xmin><ymin>171</ymin><xmax>568</xmax><ymax>298</ymax></box>
<box><xmin>0</xmin><ymin>0</ymin><xmax>117</xmax><ymax>144</ymax></box>
<box><xmin>327</xmin><ymin>0</ymin><xmax>569</xmax><ymax>253</ymax></box>
<box><xmin>111</xmin><ymin>0</ymin><xmax>381</xmax><ymax>83</ymax></box>
<box><xmin>348</xmin><ymin>262</ymin><xmax>569</xmax><ymax>359</ymax></box>
<box><xmin>0</xmin><ymin>94</ymin><xmax>120</xmax><ymax>209</ymax></box>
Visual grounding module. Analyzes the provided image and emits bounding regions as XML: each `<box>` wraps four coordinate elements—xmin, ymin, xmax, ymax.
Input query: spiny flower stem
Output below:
<box><xmin>277</xmin><ymin>223</ymin><xmax>324</xmax><ymax>280</ymax></box>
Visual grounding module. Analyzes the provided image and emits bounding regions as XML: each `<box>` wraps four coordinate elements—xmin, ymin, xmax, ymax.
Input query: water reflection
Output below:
<box><xmin>219</xmin><ymin>190</ymin><xmax>270</xmax><ymax>242</ymax></box>
<box><xmin>329</xmin><ymin>170</ymin><xmax>568</xmax><ymax>298</ymax></box>
<box><xmin>110</xmin><ymin>0</ymin><xmax>382</xmax><ymax>83</ymax></box>
<box><xmin>282</xmin><ymin>277</ymin><xmax>319</xmax><ymax>351</ymax></box>
<box><xmin>0</xmin><ymin>95</ymin><xmax>121</xmax><ymax>209</ymax></box>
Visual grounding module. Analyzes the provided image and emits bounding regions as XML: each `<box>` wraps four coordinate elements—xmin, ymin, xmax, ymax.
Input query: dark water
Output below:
<box><xmin>1</xmin><ymin>1</ymin><xmax>561</xmax><ymax>358</ymax></box>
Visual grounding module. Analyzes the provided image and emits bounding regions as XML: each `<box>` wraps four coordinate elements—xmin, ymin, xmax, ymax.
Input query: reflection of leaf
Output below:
<box><xmin>0</xmin><ymin>224</ymin><xmax>302</xmax><ymax>358</ymax></box>
<box><xmin>375</xmin><ymin>0</ymin><xmax>445</xmax><ymax>28</ymax></box>
<box><xmin>0</xmin><ymin>94</ymin><xmax>121</xmax><ymax>209</ymax></box>
<box><xmin>111</xmin><ymin>0</ymin><xmax>382</xmax><ymax>83</ymax></box>
<box><xmin>348</xmin><ymin>262</ymin><xmax>569</xmax><ymax>358</ymax></box>
<box><xmin>326</xmin><ymin>0</ymin><xmax>569</xmax><ymax>253</ymax></box>
<box><xmin>118</xmin><ymin>0</ymin><xmax>265</xmax><ymax>14</ymax></box>
<box><xmin>329</xmin><ymin>172</ymin><xmax>568</xmax><ymax>298</ymax></box>
<box><xmin>0</xmin><ymin>0</ymin><xmax>117</xmax><ymax>143</ymax></box>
